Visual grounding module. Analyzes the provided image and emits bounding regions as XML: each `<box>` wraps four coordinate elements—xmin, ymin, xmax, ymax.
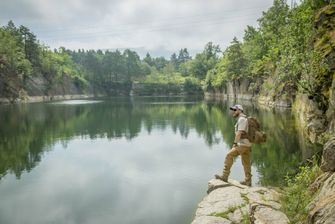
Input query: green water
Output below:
<box><xmin>0</xmin><ymin>97</ymin><xmax>315</xmax><ymax>224</ymax></box>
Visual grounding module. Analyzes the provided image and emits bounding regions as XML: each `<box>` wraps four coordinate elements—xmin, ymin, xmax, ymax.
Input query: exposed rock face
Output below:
<box><xmin>321</xmin><ymin>138</ymin><xmax>335</xmax><ymax>172</ymax></box>
<box><xmin>192</xmin><ymin>179</ymin><xmax>289</xmax><ymax>224</ymax></box>
<box><xmin>226</xmin><ymin>79</ymin><xmax>255</xmax><ymax>100</ymax></box>
<box><xmin>308</xmin><ymin>172</ymin><xmax>335</xmax><ymax>224</ymax></box>
<box><xmin>327</xmin><ymin>75</ymin><xmax>335</xmax><ymax>134</ymax></box>
<box><xmin>131</xmin><ymin>82</ymin><xmax>203</xmax><ymax>96</ymax></box>
<box><xmin>25</xmin><ymin>75</ymin><xmax>85</xmax><ymax>96</ymax></box>
<box><xmin>293</xmin><ymin>94</ymin><xmax>327</xmax><ymax>144</ymax></box>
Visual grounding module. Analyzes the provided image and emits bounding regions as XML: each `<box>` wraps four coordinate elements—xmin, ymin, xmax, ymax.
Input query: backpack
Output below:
<box><xmin>246</xmin><ymin>117</ymin><xmax>266</xmax><ymax>144</ymax></box>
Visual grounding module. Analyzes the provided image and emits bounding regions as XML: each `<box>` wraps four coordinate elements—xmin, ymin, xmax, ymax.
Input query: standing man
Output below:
<box><xmin>215</xmin><ymin>104</ymin><xmax>252</xmax><ymax>186</ymax></box>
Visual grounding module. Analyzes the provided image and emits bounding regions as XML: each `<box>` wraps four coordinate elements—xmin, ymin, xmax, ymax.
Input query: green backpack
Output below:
<box><xmin>246</xmin><ymin>117</ymin><xmax>267</xmax><ymax>144</ymax></box>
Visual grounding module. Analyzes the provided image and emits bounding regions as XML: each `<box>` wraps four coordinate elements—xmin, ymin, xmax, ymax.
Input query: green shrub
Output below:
<box><xmin>281</xmin><ymin>163</ymin><xmax>322</xmax><ymax>223</ymax></box>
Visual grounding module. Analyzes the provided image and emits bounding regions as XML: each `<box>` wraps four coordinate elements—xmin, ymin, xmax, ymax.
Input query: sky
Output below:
<box><xmin>0</xmin><ymin>0</ymin><xmax>283</xmax><ymax>58</ymax></box>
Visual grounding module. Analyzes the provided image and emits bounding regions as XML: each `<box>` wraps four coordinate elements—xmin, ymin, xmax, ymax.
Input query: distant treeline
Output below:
<box><xmin>0</xmin><ymin>0</ymin><xmax>334</xmax><ymax>109</ymax></box>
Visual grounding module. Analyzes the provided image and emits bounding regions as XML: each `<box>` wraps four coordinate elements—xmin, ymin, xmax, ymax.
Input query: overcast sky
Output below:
<box><xmin>0</xmin><ymin>0</ymin><xmax>281</xmax><ymax>57</ymax></box>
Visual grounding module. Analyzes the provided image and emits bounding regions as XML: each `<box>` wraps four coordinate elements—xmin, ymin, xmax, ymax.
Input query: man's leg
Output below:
<box><xmin>238</xmin><ymin>146</ymin><xmax>252</xmax><ymax>186</ymax></box>
<box><xmin>222</xmin><ymin>147</ymin><xmax>240</xmax><ymax>179</ymax></box>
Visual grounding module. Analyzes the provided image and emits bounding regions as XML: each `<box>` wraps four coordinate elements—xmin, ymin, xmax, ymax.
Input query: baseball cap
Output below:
<box><xmin>230</xmin><ymin>104</ymin><xmax>244</xmax><ymax>112</ymax></box>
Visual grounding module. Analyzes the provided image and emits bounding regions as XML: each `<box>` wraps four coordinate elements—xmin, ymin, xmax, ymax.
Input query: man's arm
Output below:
<box><xmin>233</xmin><ymin>131</ymin><xmax>242</xmax><ymax>147</ymax></box>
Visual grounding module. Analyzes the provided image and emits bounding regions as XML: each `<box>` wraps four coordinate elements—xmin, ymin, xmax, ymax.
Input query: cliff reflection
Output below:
<box><xmin>0</xmin><ymin>97</ymin><xmax>312</xmax><ymax>186</ymax></box>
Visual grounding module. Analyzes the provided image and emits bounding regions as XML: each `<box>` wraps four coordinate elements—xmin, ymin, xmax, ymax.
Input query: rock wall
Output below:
<box><xmin>206</xmin><ymin>78</ymin><xmax>293</xmax><ymax>108</ymax></box>
<box><xmin>131</xmin><ymin>82</ymin><xmax>203</xmax><ymax>96</ymax></box>
<box><xmin>217</xmin><ymin>79</ymin><xmax>255</xmax><ymax>101</ymax></box>
<box><xmin>327</xmin><ymin>75</ymin><xmax>335</xmax><ymax>135</ymax></box>
<box><xmin>307</xmin><ymin>172</ymin><xmax>335</xmax><ymax>224</ymax></box>
<box><xmin>25</xmin><ymin>75</ymin><xmax>85</xmax><ymax>96</ymax></box>
<box><xmin>293</xmin><ymin>94</ymin><xmax>328</xmax><ymax>144</ymax></box>
<box><xmin>306</xmin><ymin>138</ymin><xmax>335</xmax><ymax>224</ymax></box>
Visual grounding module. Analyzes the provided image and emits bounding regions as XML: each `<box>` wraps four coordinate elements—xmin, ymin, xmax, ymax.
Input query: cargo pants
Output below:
<box><xmin>223</xmin><ymin>145</ymin><xmax>252</xmax><ymax>181</ymax></box>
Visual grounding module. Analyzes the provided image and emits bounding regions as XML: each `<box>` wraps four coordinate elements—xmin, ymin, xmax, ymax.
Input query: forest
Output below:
<box><xmin>0</xmin><ymin>0</ymin><xmax>334</xmax><ymax>112</ymax></box>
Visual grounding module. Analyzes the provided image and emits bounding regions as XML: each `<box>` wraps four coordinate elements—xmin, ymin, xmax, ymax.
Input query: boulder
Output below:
<box><xmin>191</xmin><ymin>179</ymin><xmax>289</xmax><ymax>224</ymax></box>
<box><xmin>250</xmin><ymin>204</ymin><xmax>289</xmax><ymax>224</ymax></box>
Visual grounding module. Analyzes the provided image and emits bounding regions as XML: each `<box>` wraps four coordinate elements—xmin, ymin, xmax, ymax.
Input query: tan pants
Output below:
<box><xmin>223</xmin><ymin>146</ymin><xmax>252</xmax><ymax>181</ymax></box>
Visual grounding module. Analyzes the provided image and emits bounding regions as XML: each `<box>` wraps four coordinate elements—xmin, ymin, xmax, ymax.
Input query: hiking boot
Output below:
<box><xmin>215</xmin><ymin>174</ymin><xmax>228</xmax><ymax>182</ymax></box>
<box><xmin>240</xmin><ymin>180</ymin><xmax>252</xmax><ymax>187</ymax></box>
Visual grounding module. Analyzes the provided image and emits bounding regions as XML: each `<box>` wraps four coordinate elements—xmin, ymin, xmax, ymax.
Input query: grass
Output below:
<box><xmin>209</xmin><ymin>205</ymin><xmax>241</xmax><ymax>219</ymax></box>
<box><xmin>240</xmin><ymin>193</ymin><xmax>250</xmax><ymax>204</ymax></box>
<box><xmin>280</xmin><ymin>162</ymin><xmax>322</xmax><ymax>223</ymax></box>
<box><xmin>241</xmin><ymin>211</ymin><xmax>251</xmax><ymax>224</ymax></box>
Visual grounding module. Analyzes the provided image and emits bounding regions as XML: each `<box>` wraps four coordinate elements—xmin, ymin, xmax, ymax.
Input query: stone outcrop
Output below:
<box><xmin>225</xmin><ymin>79</ymin><xmax>255</xmax><ymax>100</ymax></box>
<box><xmin>320</xmin><ymin>137</ymin><xmax>335</xmax><ymax>172</ymax></box>
<box><xmin>192</xmin><ymin>179</ymin><xmax>289</xmax><ymax>224</ymax></box>
<box><xmin>131</xmin><ymin>82</ymin><xmax>203</xmax><ymax>96</ymax></box>
<box><xmin>293</xmin><ymin>94</ymin><xmax>328</xmax><ymax>144</ymax></box>
<box><xmin>308</xmin><ymin>172</ymin><xmax>335</xmax><ymax>224</ymax></box>
<box><xmin>206</xmin><ymin>77</ymin><xmax>294</xmax><ymax>108</ymax></box>
<box><xmin>307</xmin><ymin>138</ymin><xmax>335</xmax><ymax>223</ymax></box>
<box><xmin>327</xmin><ymin>75</ymin><xmax>335</xmax><ymax>135</ymax></box>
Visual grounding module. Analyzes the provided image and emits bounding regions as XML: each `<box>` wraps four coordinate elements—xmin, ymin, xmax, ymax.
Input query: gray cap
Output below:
<box><xmin>230</xmin><ymin>104</ymin><xmax>244</xmax><ymax>112</ymax></box>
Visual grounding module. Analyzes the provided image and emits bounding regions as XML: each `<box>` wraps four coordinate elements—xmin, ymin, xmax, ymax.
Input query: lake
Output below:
<box><xmin>0</xmin><ymin>97</ymin><xmax>316</xmax><ymax>224</ymax></box>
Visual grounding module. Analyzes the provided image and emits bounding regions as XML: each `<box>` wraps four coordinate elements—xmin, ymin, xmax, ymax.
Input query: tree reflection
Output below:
<box><xmin>0</xmin><ymin>98</ymin><xmax>315</xmax><ymax>186</ymax></box>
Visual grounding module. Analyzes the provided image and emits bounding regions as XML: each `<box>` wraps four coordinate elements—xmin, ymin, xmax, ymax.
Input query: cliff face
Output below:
<box><xmin>0</xmin><ymin>74</ymin><xmax>89</xmax><ymax>103</ymax></box>
<box><xmin>328</xmin><ymin>76</ymin><xmax>335</xmax><ymax>134</ymax></box>
<box><xmin>131</xmin><ymin>82</ymin><xmax>203</xmax><ymax>96</ymax></box>
<box><xmin>293</xmin><ymin>4</ymin><xmax>335</xmax><ymax>144</ymax></box>
<box><xmin>307</xmin><ymin>137</ymin><xmax>335</xmax><ymax>224</ymax></box>
<box><xmin>207</xmin><ymin>77</ymin><xmax>294</xmax><ymax>108</ymax></box>
<box><xmin>25</xmin><ymin>75</ymin><xmax>85</xmax><ymax>96</ymax></box>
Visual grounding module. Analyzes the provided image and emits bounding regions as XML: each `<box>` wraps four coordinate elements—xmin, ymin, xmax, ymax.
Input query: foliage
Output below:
<box><xmin>189</xmin><ymin>42</ymin><xmax>221</xmax><ymax>80</ymax></box>
<box><xmin>281</xmin><ymin>162</ymin><xmax>322</xmax><ymax>223</ymax></box>
<box><xmin>1</xmin><ymin>0</ymin><xmax>334</xmax><ymax>101</ymax></box>
<box><xmin>135</xmin><ymin>72</ymin><xmax>202</xmax><ymax>95</ymax></box>
<box><xmin>220</xmin><ymin>37</ymin><xmax>247</xmax><ymax>80</ymax></box>
<box><xmin>0</xmin><ymin>24</ymin><xmax>32</xmax><ymax>101</ymax></box>
<box><xmin>202</xmin><ymin>0</ymin><xmax>333</xmax><ymax>111</ymax></box>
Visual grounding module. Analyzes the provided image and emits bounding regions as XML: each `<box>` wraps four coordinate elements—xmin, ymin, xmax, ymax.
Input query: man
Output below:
<box><xmin>215</xmin><ymin>104</ymin><xmax>252</xmax><ymax>186</ymax></box>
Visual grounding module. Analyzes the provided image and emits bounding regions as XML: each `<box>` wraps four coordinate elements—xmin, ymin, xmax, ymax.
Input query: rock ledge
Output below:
<box><xmin>192</xmin><ymin>179</ymin><xmax>289</xmax><ymax>224</ymax></box>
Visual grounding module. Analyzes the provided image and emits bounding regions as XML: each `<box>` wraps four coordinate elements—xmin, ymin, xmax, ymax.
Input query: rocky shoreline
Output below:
<box><xmin>192</xmin><ymin>179</ymin><xmax>289</xmax><ymax>224</ymax></box>
<box><xmin>191</xmin><ymin>137</ymin><xmax>335</xmax><ymax>224</ymax></box>
<box><xmin>0</xmin><ymin>94</ymin><xmax>96</xmax><ymax>104</ymax></box>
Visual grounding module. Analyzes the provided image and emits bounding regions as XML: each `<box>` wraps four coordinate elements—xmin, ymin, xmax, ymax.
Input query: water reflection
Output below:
<box><xmin>0</xmin><ymin>97</ymin><xmax>317</xmax><ymax>223</ymax></box>
<box><xmin>0</xmin><ymin>97</ymin><xmax>313</xmax><ymax>185</ymax></box>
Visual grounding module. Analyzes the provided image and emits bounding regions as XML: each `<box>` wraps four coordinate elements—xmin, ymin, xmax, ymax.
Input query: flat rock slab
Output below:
<box><xmin>191</xmin><ymin>178</ymin><xmax>289</xmax><ymax>224</ymax></box>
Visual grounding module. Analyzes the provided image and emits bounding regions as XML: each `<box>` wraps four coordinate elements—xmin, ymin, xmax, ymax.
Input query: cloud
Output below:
<box><xmin>0</xmin><ymin>0</ymin><xmax>275</xmax><ymax>57</ymax></box>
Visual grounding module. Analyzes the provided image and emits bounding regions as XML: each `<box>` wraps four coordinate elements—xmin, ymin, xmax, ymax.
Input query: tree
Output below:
<box><xmin>177</xmin><ymin>48</ymin><xmax>191</xmax><ymax>68</ymax></box>
<box><xmin>0</xmin><ymin>27</ymin><xmax>31</xmax><ymax>101</ymax></box>
<box><xmin>103</xmin><ymin>50</ymin><xmax>124</xmax><ymax>83</ymax></box>
<box><xmin>152</xmin><ymin>57</ymin><xmax>168</xmax><ymax>71</ymax></box>
<box><xmin>170</xmin><ymin>53</ymin><xmax>178</xmax><ymax>70</ymax></box>
<box><xmin>19</xmin><ymin>25</ymin><xmax>40</xmax><ymax>78</ymax></box>
<box><xmin>223</xmin><ymin>37</ymin><xmax>247</xmax><ymax>80</ymax></box>
<box><xmin>258</xmin><ymin>0</ymin><xmax>289</xmax><ymax>50</ymax></box>
<box><xmin>242</xmin><ymin>26</ymin><xmax>267</xmax><ymax>77</ymax></box>
<box><xmin>123</xmin><ymin>49</ymin><xmax>142</xmax><ymax>81</ymax></box>
<box><xmin>189</xmin><ymin>42</ymin><xmax>220</xmax><ymax>79</ymax></box>
<box><xmin>143</xmin><ymin>52</ymin><xmax>153</xmax><ymax>66</ymax></box>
